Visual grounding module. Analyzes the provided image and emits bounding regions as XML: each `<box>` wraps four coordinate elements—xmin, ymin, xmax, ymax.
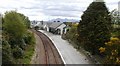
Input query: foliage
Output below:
<box><xmin>99</xmin><ymin>37</ymin><xmax>120</xmax><ymax>64</ymax></box>
<box><xmin>22</xmin><ymin>44</ymin><xmax>35</xmax><ymax>64</ymax></box>
<box><xmin>12</xmin><ymin>46</ymin><xmax>24</xmax><ymax>59</ymax></box>
<box><xmin>34</xmin><ymin>26</ymin><xmax>39</xmax><ymax>30</ymax></box>
<box><xmin>63</xmin><ymin>22</ymin><xmax>72</xmax><ymax>27</ymax></box>
<box><xmin>24</xmin><ymin>32</ymin><xmax>35</xmax><ymax>45</ymax></box>
<box><xmin>2</xmin><ymin>11</ymin><xmax>35</xmax><ymax>64</ymax></box>
<box><xmin>110</xmin><ymin>9</ymin><xmax>120</xmax><ymax>25</ymax></box>
<box><xmin>18</xmin><ymin>13</ymin><xmax>31</xmax><ymax>28</ymax></box>
<box><xmin>65</xmin><ymin>24</ymin><xmax>78</xmax><ymax>45</ymax></box>
<box><xmin>77</xmin><ymin>2</ymin><xmax>112</xmax><ymax>54</ymax></box>
<box><xmin>112</xmin><ymin>28</ymin><xmax>120</xmax><ymax>38</ymax></box>
<box><xmin>3</xmin><ymin>11</ymin><xmax>26</xmax><ymax>40</ymax></box>
<box><xmin>2</xmin><ymin>39</ymin><xmax>15</xmax><ymax>64</ymax></box>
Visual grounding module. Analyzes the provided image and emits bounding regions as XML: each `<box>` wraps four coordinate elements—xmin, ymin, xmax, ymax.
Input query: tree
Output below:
<box><xmin>2</xmin><ymin>11</ymin><xmax>27</xmax><ymax>64</ymax></box>
<box><xmin>77</xmin><ymin>1</ymin><xmax>112</xmax><ymax>54</ymax></box>
<box><xmin>3</xmin><ymin>11</ymin><xmax>26</xmax><ymax>40</ymax></box>
<box><xmin>18</xmin><ymin>13</ymin><xmax>31</xmax><ymax>28</ymax></box>
<box><xmin>63</xmin><ymin>22</ymin><xmax>72</xmax><ymax>27</ymax></box>
<box><xmin>2</xmin><ymin>11</ymin><xmax>35</xmax><ymax>64</ymax></box>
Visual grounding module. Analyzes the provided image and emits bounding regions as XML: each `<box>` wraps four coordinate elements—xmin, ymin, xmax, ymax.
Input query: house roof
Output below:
<box><xmin>46</xmin><ymin>22</ymin><xmax>52</xmax><ymax>27</ymax></box>
<box><xmin>49</xmin><ymin>22</ymin><xmax>63</xmax><ymax>29</ymax></box>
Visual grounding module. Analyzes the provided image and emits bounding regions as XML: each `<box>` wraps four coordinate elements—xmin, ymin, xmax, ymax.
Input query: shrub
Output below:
<box><xmin>2</xmin><ymin>40</ymin><xmax>15</xmax><ymax>64</ymax></box>
<box><xmin>99</xmin><ymin>37</ymin><xmax>120</xmax><ymax>64</ymax></box>
<box><xmin>24</xmin><ymin>32</ymin><xmax>35</xmax><ymax>45</ymax></box>
<box><xmin>12</xmin><ymin>46</ymin><xmax>24</xmax><ymax>59</ymax></box>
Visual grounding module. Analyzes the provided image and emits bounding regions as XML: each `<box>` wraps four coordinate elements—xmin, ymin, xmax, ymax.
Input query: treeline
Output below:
<box><xmin>2</xmin><ymin>11</ymin><xmax>35</xmax><ymax>64</ymax></box>
<box><xmin>63</xmin><ymin>1</ymin><xmax>120</xmax><ymax>64</ymax></box>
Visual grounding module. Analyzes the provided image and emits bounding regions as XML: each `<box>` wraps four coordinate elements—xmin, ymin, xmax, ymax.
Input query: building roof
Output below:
<box><xmin>49</xmin><ymin>22</ymin><xmax>63</xmax><ymax>29</ymax></box>
<box><xmin>36</xmin><ymin>21</ymin><xmax>52</xmax><ymax>28</ymax></box>
<box><xmin>47</xmin><ymin>22</ymin><xmax>52</xmax><ymax>27</ymax></box>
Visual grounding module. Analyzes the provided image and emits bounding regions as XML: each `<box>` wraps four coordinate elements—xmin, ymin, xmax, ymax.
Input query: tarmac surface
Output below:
<box><xmin>38</xmin><ymin>30</ymin><xmax>92</xmax><ymax>64</ymax></box>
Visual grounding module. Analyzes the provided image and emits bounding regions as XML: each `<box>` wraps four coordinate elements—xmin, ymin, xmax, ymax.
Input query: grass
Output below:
<box><xmin>22</xmin><ymin>44</ymin><xmax>35</xmax><ymax>64</ymax></box>
<box><xmin>22</xmin><ymin>32</ymin><xmax>36</xmax><ymax>64</ymax></box>
<box><xmin>21</xmin><ymin>32</ymin><xmax>35</xmax><ymax>64</ymax></box>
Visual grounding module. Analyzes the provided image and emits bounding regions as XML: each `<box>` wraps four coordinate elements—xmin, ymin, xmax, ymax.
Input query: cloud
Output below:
<box><xmin>43</xmin><ymin>10</ymin><xmax>80</xmax><ymax>17</ymax></box>
<box><xmin>0</xmin><ymin>0</ymin><xmax>120</xmax><ymax>21</ymax></box>
<box><xmin>107</xmin><ymin>2</ymin><xmax>118</xmax><ymax>5</ymax></box>
<box><xmin>44</xmin><ymin>4</ymin><xmax>85</xmax><ymax>11</ymax></box>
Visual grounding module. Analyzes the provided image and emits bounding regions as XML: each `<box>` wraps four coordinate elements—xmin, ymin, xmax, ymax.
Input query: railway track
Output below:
<box><xmin>32</xmin><ymin>29</ymin><xmax>64</xmax><ymax>65</ymax></box>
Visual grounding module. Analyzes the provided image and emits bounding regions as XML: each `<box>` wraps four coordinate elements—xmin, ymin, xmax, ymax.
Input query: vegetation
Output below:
<box><xmin>65</xmin><ymin>23</ymin><xmax>78</xmax><ymax>45</ymax></box>
<box><xmin>2</xmin><ymin>11</ymin><xmax>35</xmax><ymax>64</ymax></box>
<box><xmin>63</xmin><ymin>1</ymin><xmax>120</xmax><ymax>64</ymax></box>
<box><xmin>77</xmin><ymin>1</ymin><xmax>112</xmax><ymax>55</ymax></box>
<box><xmin>34</xmin><ymin>26</ymin><xmax>39</xmax><ymax>30</ymax></box>
<box><xmin>99</xmin><ymin>37</ymin><xmax>120</xmax><ymax>64</ymax></box>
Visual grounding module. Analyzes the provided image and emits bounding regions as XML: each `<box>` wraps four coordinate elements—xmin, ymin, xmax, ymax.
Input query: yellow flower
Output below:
<box><xmin>110</xmin><ymin>37</ymin><xmax>119</xmax><ymax>41</ymax></box>
<box><xmin>105</xmin><ymin>41</ymin><xmax>113</xmax><ymax>46</ymax></box>
<box><xmin>99</xmin><ymin>47</ymin><xmax>105</xmax><ymax>53</ymax></box>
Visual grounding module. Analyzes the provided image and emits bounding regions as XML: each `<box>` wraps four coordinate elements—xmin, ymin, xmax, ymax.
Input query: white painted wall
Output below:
<box><xmin>57</xmin><ymin>24</ymin><xmax>66</xmax><ymax>35</ymax></box>
<box><xmin>43</xmin><ymin>24</ymin><xmax>49</xmax><ymax>31</ymax></box>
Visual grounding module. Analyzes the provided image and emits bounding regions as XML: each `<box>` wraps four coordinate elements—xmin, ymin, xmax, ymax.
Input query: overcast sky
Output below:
<box><xmin>0</xmin><ymin>0</ymin><xmax>120</xmax><ymax>21</ymax></box>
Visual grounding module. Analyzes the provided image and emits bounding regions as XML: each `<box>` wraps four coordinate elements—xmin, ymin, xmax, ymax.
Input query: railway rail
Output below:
<box><xmin>32</xmin><ymin>29</ymin><xmax>64</xmax><ymax>65</ymax></box>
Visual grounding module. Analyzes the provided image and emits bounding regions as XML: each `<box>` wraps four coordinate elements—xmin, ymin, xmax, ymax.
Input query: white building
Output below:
<box><xmin>30</xmin><ymin>20</ymin><xmax>41</xmax><ymax>28</ymax></box>
<box><xmin>49</xmin><ymin>22</ymin><xmax>66</xmax><ymax>35</ymax></box>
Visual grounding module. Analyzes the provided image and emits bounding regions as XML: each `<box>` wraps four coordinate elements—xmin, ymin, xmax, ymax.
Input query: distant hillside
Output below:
<box><xmin>48</xmin><ymin>18</ymin><xmax>79</xmax><ymax>22</ymax></box>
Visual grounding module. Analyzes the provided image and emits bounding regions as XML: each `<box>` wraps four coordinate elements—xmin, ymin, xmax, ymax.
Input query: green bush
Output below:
<box><xmin>111</xmin><ymin>28</ymin><xmax>120</xmax><ymax>39</ymax></box>
<box><xmin>12</xmin><ymin>46</ymin><xmax>24</xmax><ymax>59</ymax></box>
<box><xmin>2</xmin><ymin>40</ymin><xmax>15</xmax><ymax>64</ymax></box>
<box><xmin>24</xmin><ymin>32</ymin><xmax>35</xmax><ymax>45</ymax></box>
<box><xmin>2</xmin><ymin>11</ymin><xmax>35</xmax><ymax>64</ymax></box>
<box><xmin>65</xmin><ymin>26</ymin><xmax>78</xmax><ymax>45</ymax></box>
<box><xmin>34</xmin><ymin>26</ymin><xmax>39</xmax><ymax>30</ymax></box>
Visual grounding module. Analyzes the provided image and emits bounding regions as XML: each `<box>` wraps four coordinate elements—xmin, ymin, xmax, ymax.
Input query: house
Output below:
<box><xmin>49</xmin><ymin>22</ymin><xmax>66</xmax><ymax>35</ymax></box>
<box><xmin>38</xmin><ymin>21</ymin><xmax>52</xmax><ymax>31</ymax></box>
<box><xmin>44</xmin><ymin>22</ymin><xmax>52</xmax><ymax>31</ymax></box>
<box><xmin>30</xmin><ymin>20</ymin><xmax>41</xmax><ymax>28</ymax></box>
<box><xmin>63</xmin><ymin>25</ymin><xmax>70</xmax><ymax>34</ymax></box>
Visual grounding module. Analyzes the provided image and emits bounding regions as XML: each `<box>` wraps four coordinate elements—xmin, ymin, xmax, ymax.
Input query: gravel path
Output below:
<box><xmin>31</xmin><ymin>30</ymin><xmax>46</xmax><ymax>64</ymax></box>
